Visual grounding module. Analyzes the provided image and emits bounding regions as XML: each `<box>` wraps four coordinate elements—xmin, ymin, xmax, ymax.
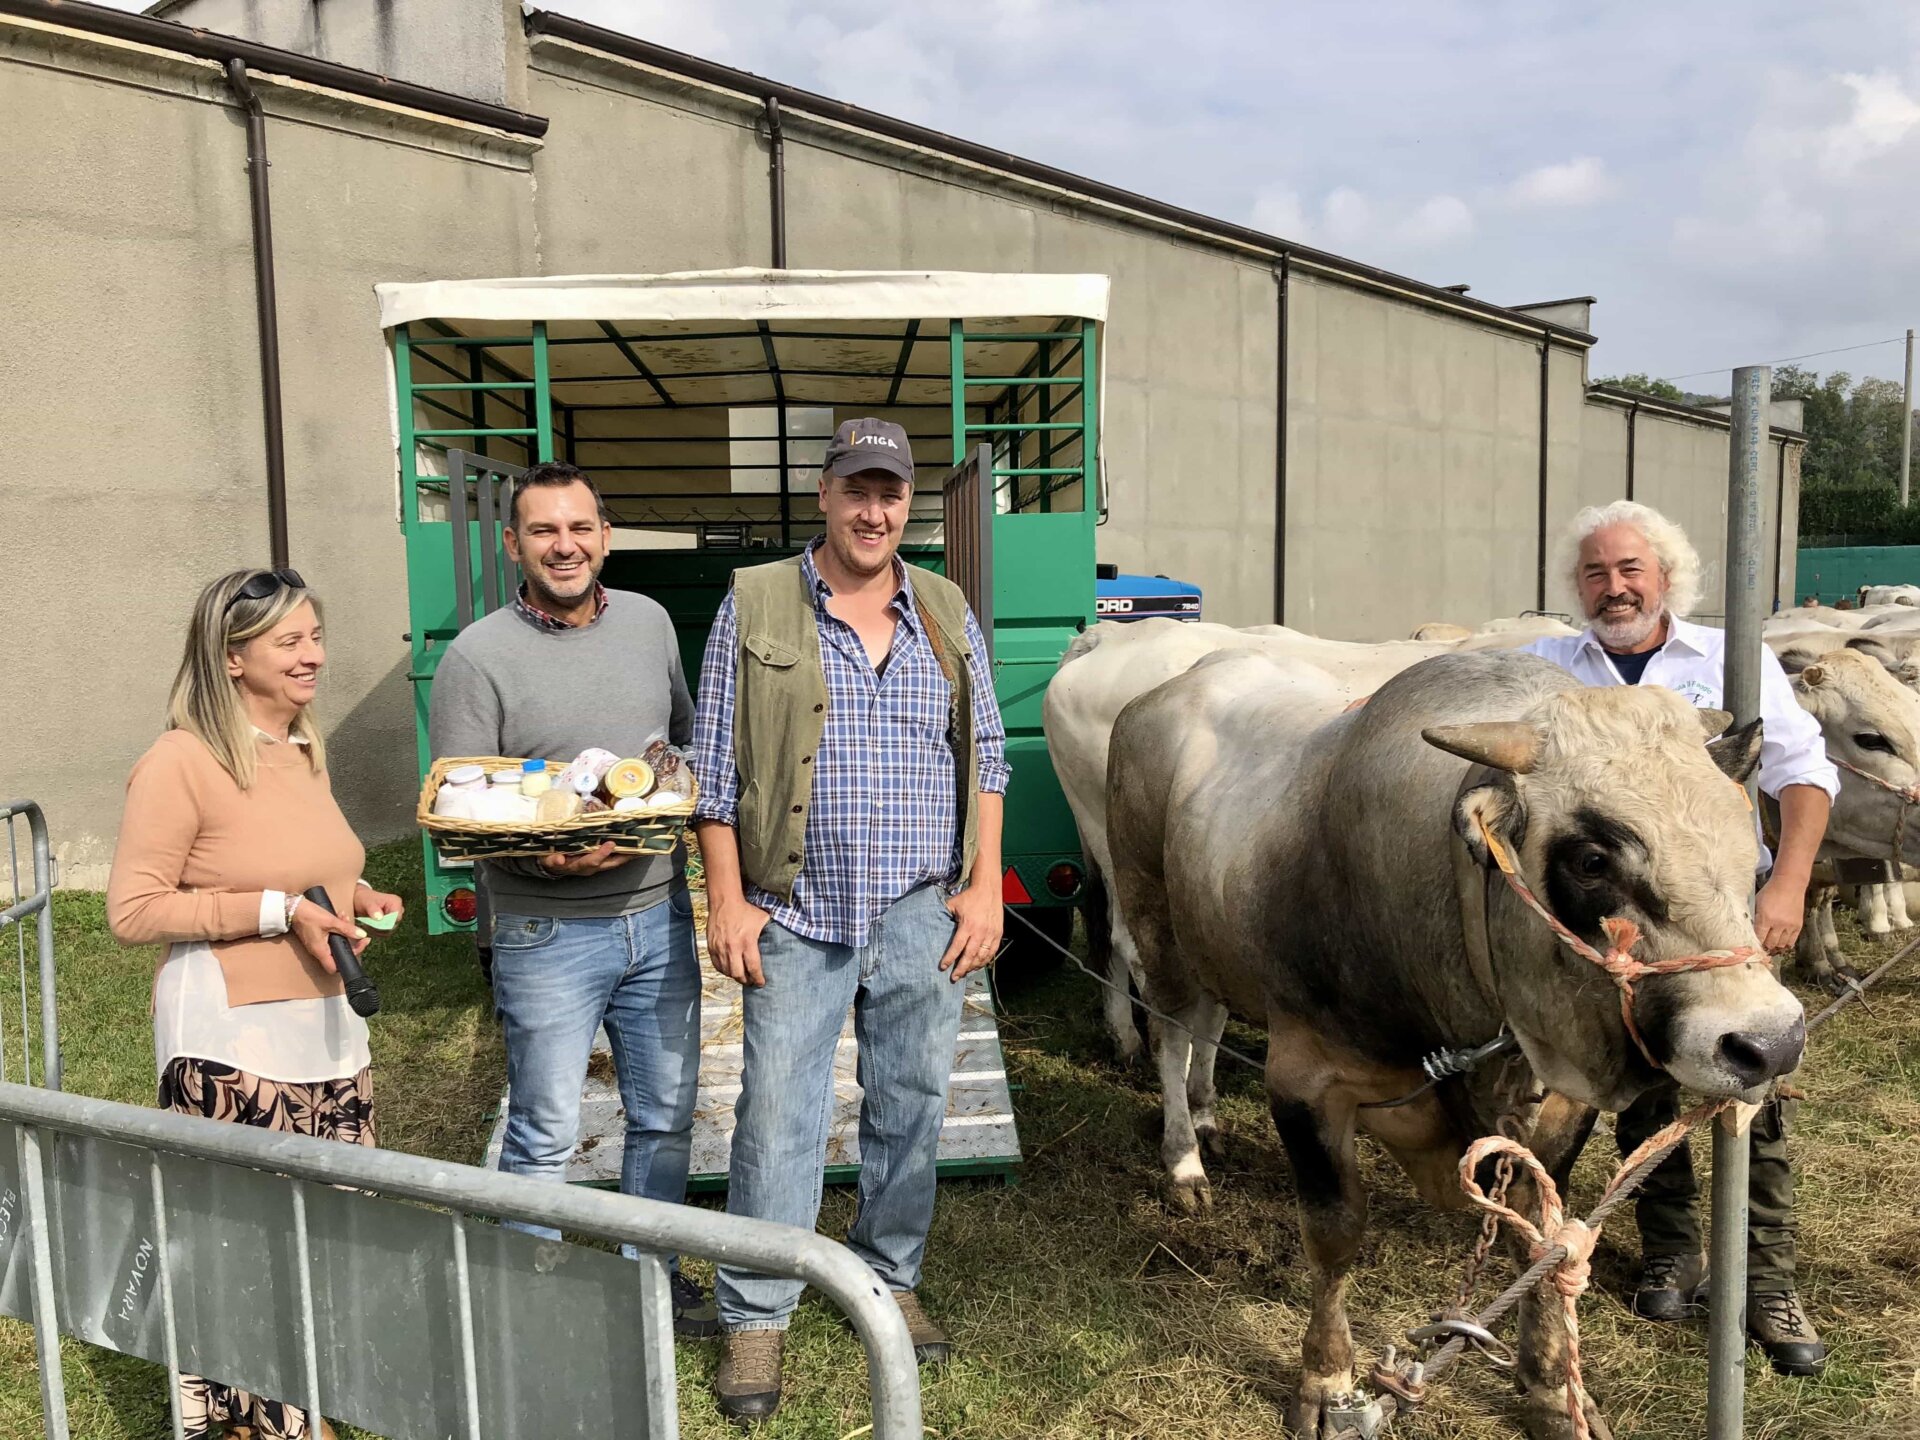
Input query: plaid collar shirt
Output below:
<box><xmin>691</xmin><ymin>540</ymin><xmax>1010</xmax><ymax>948</ymax></box>
<box><xmin>514</xmin><ymin>581</ymin><xmax>609</xmax><ymax>632</ymax></box>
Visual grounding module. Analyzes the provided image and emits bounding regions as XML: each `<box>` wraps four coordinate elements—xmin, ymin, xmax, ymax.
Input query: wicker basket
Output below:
<box><xmin>419</xmin><ymin>756</ymin><xmax>696</xmax><ymax>861</ymax></box>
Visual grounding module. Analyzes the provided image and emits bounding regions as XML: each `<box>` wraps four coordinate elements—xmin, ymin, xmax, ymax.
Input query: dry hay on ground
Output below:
<box><xmin>948</xmin><ymin>915</ymin><xmax>1920</xmax><ymax>1440</ymax></box>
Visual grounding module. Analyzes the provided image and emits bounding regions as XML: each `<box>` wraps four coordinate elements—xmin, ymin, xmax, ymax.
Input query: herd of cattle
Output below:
<box><xmin>1038</xmin><ymin>609</ymin><xmax>1919</xmax><ymax>1439</ymax></box>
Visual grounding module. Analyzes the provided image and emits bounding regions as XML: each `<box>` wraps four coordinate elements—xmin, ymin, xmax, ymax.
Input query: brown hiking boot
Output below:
<box><xmin>1631</xmin><ymin>1251</ymin><xmax>1707</xmax><ymax>1322</ymax></box>
<box><xmin>893</xmin><ymin>1290</ymin><xmax>953</xmax><ymax>1366</ymax></box>
<box><xmin>1748</xmin><ymin>1291</ymin><xmax>1828</xmax><ymax>1377</ymax></box>
<box><xmin>714</xmin><ymin>1329</ymin><xmax>784</xmax><ymax>1424</ymax></box>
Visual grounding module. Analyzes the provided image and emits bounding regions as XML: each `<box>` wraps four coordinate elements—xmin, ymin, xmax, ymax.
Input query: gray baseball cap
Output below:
<box><xmin>823</xmin><ymin>417</ymin><xmax>914</xmax><ymax>486</ymax></box>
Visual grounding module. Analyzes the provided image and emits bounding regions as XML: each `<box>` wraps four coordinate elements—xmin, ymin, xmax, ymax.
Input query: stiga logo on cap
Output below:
<box><xmin>852</xmin><ymin>433</ymin><xmax>900</xmax><ymax>449</ymax></box>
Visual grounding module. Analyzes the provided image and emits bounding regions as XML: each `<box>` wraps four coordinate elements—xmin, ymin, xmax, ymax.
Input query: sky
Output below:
<box><xmin>540</xmin><ymin>0</ymin><xmax>1920</xmax><ymax>390</ymax></box>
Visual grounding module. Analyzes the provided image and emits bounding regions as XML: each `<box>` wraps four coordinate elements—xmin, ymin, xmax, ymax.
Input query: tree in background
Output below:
<box><xmin>1596</xmin><ymin>372</ymin><xmax>1687</xmax><ymax>403</ymax></box>
<box><xmin>1603</xmin><ymin>367</ymin><xmax>1916</xmax><ymax>544</ymax></box>
<box><xmin>1773</xmin><ymin>366</ymin><xmax>1917</xmax><ymax>543</ymax></box>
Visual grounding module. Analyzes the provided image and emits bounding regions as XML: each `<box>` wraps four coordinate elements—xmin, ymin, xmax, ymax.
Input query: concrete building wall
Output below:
<box><xmin>2</xmin><ymin>11</ymin><xmax>1808</xmax><ymax>886</ymax></box>
<box><xmin>0</xmin><ymin>19</ymin><xmax>536</xmax><ymax>883</ymax></box>
<box><xmin>1284</xmin><ymin>274</ymin><xmax>1555</xmax><ymax>638</ymax></box>
<box><xmin>525</xmin><ymin>41</ymin><xmax>1283</xmax><ymax>626</ymax></box>
<box><xmin>151</xmin><ymin>0</ymin><xmax>523</xmax><ymax>107</ymax></box>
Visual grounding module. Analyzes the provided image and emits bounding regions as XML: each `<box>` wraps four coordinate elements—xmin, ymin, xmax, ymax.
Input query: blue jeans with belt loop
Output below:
<box><xmin>490</xmin><ymin>887</ymin><xmax>702</xmax><ymax>1260</ymax></box>
<box><xmin>717</xmin><ymin>882</ymin><xmax>968</xmax><ymax>1330</ymax></box>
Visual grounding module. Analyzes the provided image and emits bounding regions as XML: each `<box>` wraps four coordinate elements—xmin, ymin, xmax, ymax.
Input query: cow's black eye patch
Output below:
<box><xmin>1543</xmin><ymin>807</ymin><xmax>1667</xmax><ymax>937</ymax></box>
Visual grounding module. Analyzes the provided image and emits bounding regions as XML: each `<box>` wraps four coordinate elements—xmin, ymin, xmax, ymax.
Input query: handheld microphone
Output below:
<box><xmin>301</xmin><ymin>886</ymin><xmax>382</xmax><ymax>1017</ymax></box>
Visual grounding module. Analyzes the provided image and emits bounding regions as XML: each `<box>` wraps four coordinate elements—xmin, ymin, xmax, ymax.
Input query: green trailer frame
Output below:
<box><xmin>378</xmin><ymin>271</ymin><xmax>1105</xmax><ymax>940</ymax></box>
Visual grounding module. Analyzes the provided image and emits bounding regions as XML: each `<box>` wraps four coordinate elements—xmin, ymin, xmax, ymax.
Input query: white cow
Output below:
<box><xmin>1861</xmin><ymin>584</ymin><xmax>1920</xmax><ymax>608</ymax></box>
<box><xmin>1046</xmin><ymin>616</ymin><xmax>1578</xmax><ymax>1062</ymax></box>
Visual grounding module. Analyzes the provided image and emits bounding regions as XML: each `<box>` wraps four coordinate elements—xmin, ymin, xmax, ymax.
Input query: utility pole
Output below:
<box><xmin>1711</xmin><ymin>363</ymin><xmax>1769</xmax><ymax>1440</ymax></box>
<box><xmin>1901</xmin><ymin>327</ymin><xmax>1913</xmax><ymax>507</ymax></box>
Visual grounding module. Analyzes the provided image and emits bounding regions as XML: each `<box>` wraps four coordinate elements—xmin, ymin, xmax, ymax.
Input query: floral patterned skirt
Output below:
<box><xmin>159</xmin><ymin>1057</ymin><xmax>377</xmax><ymax>1439</ymax></box>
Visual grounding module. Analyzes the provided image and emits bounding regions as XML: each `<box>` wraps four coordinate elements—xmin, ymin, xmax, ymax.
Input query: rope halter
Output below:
<box><xmin>1458</xmin><ymin>1135</ymin><xmax>1599</xmax><ymax>1440</ymax></box>
<box><xmin>1474</xmin><ymin>817</ymin><xmax>1765</xmax><ymax>1071</ymax></box>
<box><xmin>1831</xmin><ymin>755</ymin><xmax>1920</xmax><ymax>865</ymax></box>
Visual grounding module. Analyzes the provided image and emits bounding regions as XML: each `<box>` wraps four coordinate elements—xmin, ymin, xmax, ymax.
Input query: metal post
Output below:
<box><xmin>18</xmin><ymin>1124</ymin><xmax>71</xmax><ymax>1440</ymax></box>
<box><xmin>1901</xmin><ymin>328</ymin><xmax>1913</xmax><ymax>508</ymax></box>
<box><xmin>1711</xmin><ymin>362</ymin><xmax>1770</xmax><ymax>1440</ymax></box>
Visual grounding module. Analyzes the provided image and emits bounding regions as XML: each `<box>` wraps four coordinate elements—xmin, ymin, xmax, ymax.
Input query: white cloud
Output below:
<box><xmin>1821</xmin><ymin>71</ymin><xmax>1920</xmax><ymax>172</ymax></box>
<box><xmin>1246</xmin><ymin>186</ymin><xmax>1471</xmax><ymax>254</ymax></box>
<box><xmin>1509</xmin><ymin>156</ymin><xmax>1617</xmax><ymax>207</ymax></box>
<box><xmin>1249</xmin><ymin>187</ymin><xmax>1308</xmax><ymax>240</ymax></box>
<box><xmin>1404</xmin><ymin>194</ymin><xmax>1474</xmax><ymax>245</ymax></box>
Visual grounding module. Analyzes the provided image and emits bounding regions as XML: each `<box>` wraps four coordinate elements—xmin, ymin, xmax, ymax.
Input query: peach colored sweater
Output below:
<box><xmin>107</xmin><ymin>730</ymin><xmax>364</xmax><ymax>1006</ymax></box>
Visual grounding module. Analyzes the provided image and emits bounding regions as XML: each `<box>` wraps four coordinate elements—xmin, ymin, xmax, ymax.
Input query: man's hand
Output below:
<box><xmin>1755</xmin><ymin>873</ymin><xmax>1807</xmax><ymax>954</ymax></box>
<box><xmin>289</xmin><ymin>901</ymin><xmax>367</xmax><ymax>973</ymax></box>
<box><xmin>940</xmin><ymin>881</ymin><xmax>1004</xmax><ymax>981</ymax></box>
<box><xmin>708</xmin><ymin>894</ymin><xmax>771</xmax><ymax>987</ymax></box>
<box><xmin>539</xmin><ymin>842</ymin><xmax>632</xmax><ymax>877</ymax></box>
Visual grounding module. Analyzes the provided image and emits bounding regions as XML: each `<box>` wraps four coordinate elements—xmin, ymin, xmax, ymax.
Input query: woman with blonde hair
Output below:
<box><xmin>108</xmin><ymin>567</ymin><xmax>402</xmax><ymax>1440</ymax></box>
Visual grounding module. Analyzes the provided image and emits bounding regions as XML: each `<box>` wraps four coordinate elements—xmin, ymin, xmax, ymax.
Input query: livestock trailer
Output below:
<box><xmin>379</xmin><ymin>270</ymin><xmax>1103</xmax><ymax>950</ymax></box>
<box><xmin>378</xmin><ymin>270</ymin><xmax>1110</xmax><ymax>1189</ymax></box>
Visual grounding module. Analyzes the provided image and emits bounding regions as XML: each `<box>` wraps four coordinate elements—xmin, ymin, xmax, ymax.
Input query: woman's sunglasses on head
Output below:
<box><xmin>225</xmin><ymin>568</ymin><xmax>306</xmax><ymax>612</ymax></box>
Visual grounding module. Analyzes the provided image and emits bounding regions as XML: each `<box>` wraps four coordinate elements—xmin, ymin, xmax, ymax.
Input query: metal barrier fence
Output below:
<box><xmin>1</xmin><ymin>800</ymin><xmax>60</xmax><ymax>1090</ymax></box>
<box><xmin>1</xmin><ymin>1081</ymin><xmax>924</xmax><ymax>1439</ymax></box>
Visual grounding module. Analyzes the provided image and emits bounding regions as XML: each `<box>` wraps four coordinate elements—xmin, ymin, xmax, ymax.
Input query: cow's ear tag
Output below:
<box><xmin>1478</xmin><ymin>818</ymin><xmax>1518</xmax><ymax>875</ymax></box>
<box><xmin>1455</xmin><ymin>780</ymin><xmax>1522</xmax><ymax>870</ymax></box>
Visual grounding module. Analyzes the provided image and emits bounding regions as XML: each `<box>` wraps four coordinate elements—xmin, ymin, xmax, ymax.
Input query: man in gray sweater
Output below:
<box><xmin>428</xmin><ymin>462</ymin><xmax>715</xmax><ymax>1336</ymax></box>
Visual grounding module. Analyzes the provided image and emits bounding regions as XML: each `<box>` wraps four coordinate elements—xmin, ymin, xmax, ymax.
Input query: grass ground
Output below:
<box><xmin>3</xmin><ymin>841</ymin><xmax>1918</xmax><ymax>1439</ymax></box>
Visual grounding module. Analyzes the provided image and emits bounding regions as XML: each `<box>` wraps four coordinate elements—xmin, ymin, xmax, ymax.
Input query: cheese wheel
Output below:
<box><xmin>605</xmin><ymin>759</ymin><xmax>656</xmax><ymax>799</ymax></box>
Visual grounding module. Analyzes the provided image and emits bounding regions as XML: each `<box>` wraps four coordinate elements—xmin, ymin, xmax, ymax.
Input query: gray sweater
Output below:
<box><xmin>427</xmin><ymin>592</ymin><xmax>694</xmax><ymax>919</ymax></box>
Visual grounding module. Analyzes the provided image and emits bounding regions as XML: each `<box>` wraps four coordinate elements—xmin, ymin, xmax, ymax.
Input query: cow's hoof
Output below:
<box><xmin>1165</xmin><ymin>1173</ymin><xmax>1213</xmax><ymax>1215</ymax></box>
<box><xmin>1197</xmin><ymin>1123</ymin><xmax>1228</xmax><ymax>1162</ymax></box>
<box><xmin>1818</xmin><ymin>964</ymin><xmax>1864</xmax><ymax>998</ymax></box>
<box><xmin>1115</xmin><ymin>1033</ymin><xmax>1147</xmax><ymax>1069</ymax></box>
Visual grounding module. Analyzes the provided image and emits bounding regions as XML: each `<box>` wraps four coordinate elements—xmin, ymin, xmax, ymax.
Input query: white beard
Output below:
<box><xmin>1591</xmin><ymin>598</ymin><xmax>1664</xmax><ymax>651</ymax></box>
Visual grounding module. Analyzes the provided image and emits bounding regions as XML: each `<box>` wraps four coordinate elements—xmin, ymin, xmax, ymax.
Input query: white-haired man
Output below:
<box><xmin>1522</xmin><ymin>499</ymin><xmax>1834</xmax><ymax>1378</ymax></box>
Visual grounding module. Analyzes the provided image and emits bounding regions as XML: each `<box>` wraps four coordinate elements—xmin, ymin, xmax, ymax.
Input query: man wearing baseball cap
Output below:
<box><xmin>691</xmin><ymin>417</ymin><xmax>1011</xmax><ymax>1420</ymax></box>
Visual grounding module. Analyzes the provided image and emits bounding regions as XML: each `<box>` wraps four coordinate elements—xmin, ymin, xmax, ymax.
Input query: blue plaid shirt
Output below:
<box><xmin>691</xmin><ymin>541</ymin><xmax>1010</xmax><ymax>947</ymax></box>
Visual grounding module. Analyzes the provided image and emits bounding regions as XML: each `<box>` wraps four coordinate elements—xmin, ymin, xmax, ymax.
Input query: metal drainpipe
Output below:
<box><xmin>225</xmin><ymin>59</ymin><xmax>290</xmax><ymax>568</ymax></box>
<box><xmin>1625</xmin><ymin>399</ymin><xmax>1638</xmax><ymax>501</ymax></box>
<box><xmin>1535</xmin><ymin>335</ymin><xmax>1551</xmax><ymax>611</ymax></box>
<box><xmin>764</xmin><ymin>96</ymin><xmax>788</xmax><ymax>268</ymax></box>
<box><xmin>1273</xmin><ymin>255</ymin><xmax>1290</xmax><ymax>623</ymax></box>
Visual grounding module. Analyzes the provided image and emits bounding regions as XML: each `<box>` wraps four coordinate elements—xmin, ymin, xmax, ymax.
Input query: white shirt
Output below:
<box><xmin>152</xmin><ymin>730</ymin><xmax>371</xmax><ymax>1084</ymax></box>
<box><xmin>1521</xmin><ymin>617</ymin><xmax>1839</xmax><ymax>874</ymax></box>
<box><xmin>1519</xmin><ymin>617</ymin><xmax>1838</xmax><ymax>803</ymax></box>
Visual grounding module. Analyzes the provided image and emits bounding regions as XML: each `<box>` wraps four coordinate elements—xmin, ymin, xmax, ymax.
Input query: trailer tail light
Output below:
<box><xmin>1001</xmin><ymin>866</ymin><xmax>1033</xmax><ymax>905</ymax></box>
<box><xmin>1046</xmin><ymin>862</ymin><xmax>1084</xmax><ymax>899</ymax></box>
<box><xmin>443</xmin><ymin>887</ymin><xmax>479</xmax><ymax>926</ymax></box>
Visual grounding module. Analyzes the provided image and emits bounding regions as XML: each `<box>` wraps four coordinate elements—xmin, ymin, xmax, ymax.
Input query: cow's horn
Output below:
<box><xmin>1697</xmin><ymin>708</ymin><xmax>1733</xmax><ymax>739</ymax></box>
<box><xmin>1422</xmin><ymin>721</ymin><xmax>1542</xmax><ymax>774</ymax></box>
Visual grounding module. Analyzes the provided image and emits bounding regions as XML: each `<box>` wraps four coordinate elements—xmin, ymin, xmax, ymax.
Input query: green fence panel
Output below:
<box><xmin>1793</xmin><ymin>546</ymin><xmax>1920</xmax><ymax>604</ymax></box>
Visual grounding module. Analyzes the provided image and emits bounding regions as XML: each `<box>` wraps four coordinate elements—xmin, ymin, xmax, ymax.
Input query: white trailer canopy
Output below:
<box><xmin>376</xmin><ymin>268</ymin><xmax>1108</xmax><ymax>330</ymax></box>
<box><xmin>378</xmin><ymin>268</ymin><xmax>1106</xmax><ymax>414</ymax></box>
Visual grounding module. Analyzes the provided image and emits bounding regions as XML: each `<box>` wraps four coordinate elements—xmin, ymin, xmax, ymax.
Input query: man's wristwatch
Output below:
<box><xmin>284</xmin><ymin>893</ymin><xmax>304</xmax><ymax>927</ymax></box>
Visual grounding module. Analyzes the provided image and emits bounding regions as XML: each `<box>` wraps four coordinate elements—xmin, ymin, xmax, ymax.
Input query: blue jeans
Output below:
<box><xmin>491</xmin><ymin>890</ymin><xmax>701</xmax><ymax>1257</ymax></box>
<box><xmin>717</xmin><ymin>883</ymin><xmax>968</xmax><ymax>1330</ymax></box>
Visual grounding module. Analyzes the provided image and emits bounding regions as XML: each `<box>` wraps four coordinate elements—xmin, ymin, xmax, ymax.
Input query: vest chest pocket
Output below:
<box><xmin>742</xmin><ymin>632</ymin><xmax>802</xmax><ymax>670</ymax></box>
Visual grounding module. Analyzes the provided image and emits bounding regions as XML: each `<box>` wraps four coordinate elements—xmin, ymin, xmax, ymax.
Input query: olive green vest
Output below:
<box><xmin>729</xmin><ymin>555</ymin><xmax>982</xmax><ymax>902</ymax></box>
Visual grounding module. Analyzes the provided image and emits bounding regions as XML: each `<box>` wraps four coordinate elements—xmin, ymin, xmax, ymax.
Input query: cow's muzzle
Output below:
<box><xmin>1714</xmin><ymin>1013</ymin><xmax>1806</xmax><ymax>1089</ymax></box>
